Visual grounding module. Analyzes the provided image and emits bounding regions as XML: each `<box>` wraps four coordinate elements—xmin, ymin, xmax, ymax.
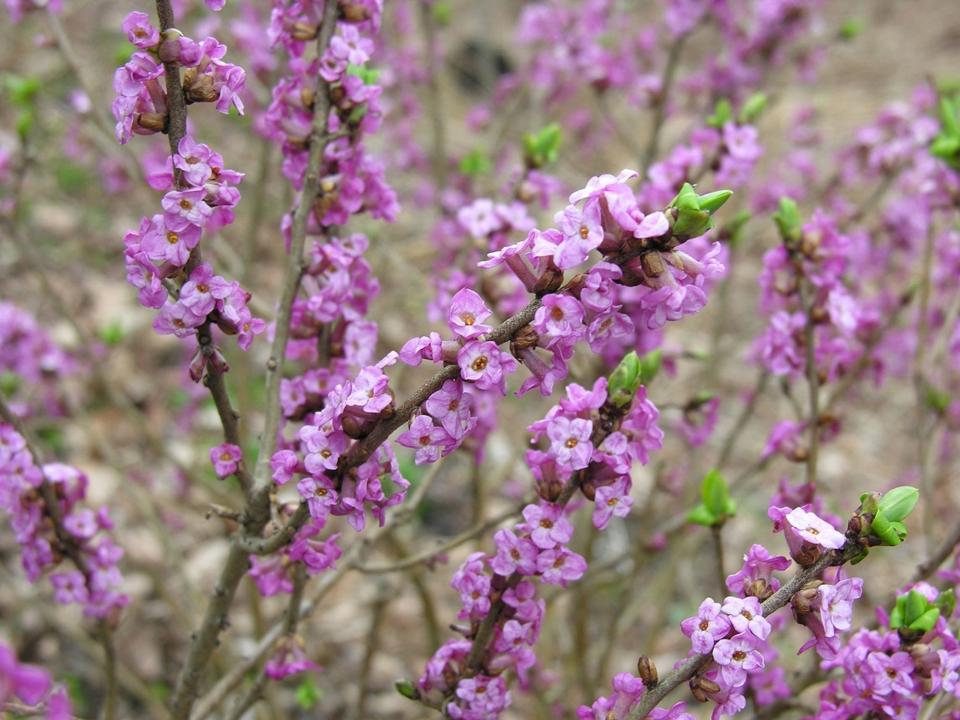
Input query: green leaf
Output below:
<box><xmin>701</xmin><ymin>469</ymin><xmax>731</xmax><ymax>519</ymax></box>
<box><xmin>431</xmin><ymin>0</ymin><xmax>452</xmax><ymax>24</ymax></box>
<box><xmin>924</xmin><ymin>385</ymin><xmax>951</xmax><ymax>413</ymax></box>
<box><xmin>686</xmin><ymin>503</ymin><xmax>717</xmax><ymax>527</ymax></box>
<box><xmin>0</xmin><ymin>370</ymin><xmax>20</xmax><ymax>397</ymax></box>
<box><xmin>346</xmin><ymin>63</ymin><xmax>380</xmax><ymax>85</ymax></box>
<box><xmin>698</xmin><ymin>189</ymin><xmax>734</xmax><ymax>214</ymax></box>
<box><xmin>3</xmin><ymin>74</ymin><xmax>40</xmax><ymax>107</ymax></box>
<box><xmin>738</xmin><ymin>93</ymin><xmax>767</xmax><ymax>124</ymax></box>
<box><xmin>773</xmin><ymin>197</ymin><xmax>802</xmax><ymax>243</ymax></box>
<box><xmin>459</xmin><ymin>149</ymin><xmax>491</xmax><ymax>177</ymax></box>
<box><xmin>638</xmin><ymin>350</ymin><xmax>662</xmax><ymax>385</ymax></box>
<box><xmin>878</xmin><ymin>486</ymin><xmax>919</xmax><ymax>523</ymax></box>
<box><xmin>607</xmin><ymin>351</ymin><xmax>643</xmax><ymax>408</ymax></box>
<box><xmin>839</xmin><ymin>18</ymin><xmax>863</xmax><ymax>40</ymax></box>
<box><xmin>522</xmin><ymin>123</ymin><xmax>562</xmax><ymax>168</ymax></box>
<box><xmin>706</xmin><ymin>99</ymin><xmax>732</xmax><ymax>128</ymax></box>
<box><xmin>394</xmin><ymin>679</ymin><xmax>418</xmax><ymax>700</ymax></box>
<box><xmin>905</xmin><ymin>590</ymin><xmax>928</xmax><ymax>625</ymax></box>
<box><xmin>871</xmin><ymin>511</ymin><xmax>903</xmax><ymax>546</ymax></box>
<box><xmin>889</xmin><ymin>597</ymin><xmax>905</xmax><ymax>629</ymax></box>
<box><xmin>99</xmin><ymin>321</ymin><xmax>126</xmax><ymax>346</ymax></box>
<box><xmin>938</xmin><ymin>589</ymin><xmax>956</xmax><ymax>618</ymax></box>
<box><xmin>295</xmin><ymin>676</ymin><xmax>322</xmax><ymax>709</ymax></box>
<box><xmin>908</xmin><ymin>607</ymin><xmax>941</xmax><ymax>633</ymax></box>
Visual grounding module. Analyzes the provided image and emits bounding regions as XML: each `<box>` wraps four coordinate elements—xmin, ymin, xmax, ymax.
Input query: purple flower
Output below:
<box><xmin>769</xmin><ymin>505</ymin><xmax>846</xmax><ymax>563</ymax></box>
<box><xmin>0</xmin><ymin>642</ymin><xmax>53</xmax><ymax>706</ymax></box>
<box><xmin>726</xmin><ymin>544</ymin><xmax>791</xmax><ymax>598</ymax></box>
<box><xmin>457</xmin><ymin>341</ymin><xmax>517</xmax><ymax>394</ymax></box>
<box><xmin>521</xmin><ymin>503</ymin><xmax>573</xmax><ymax>550</ymax></box>
<box><xmin>713</xmin><ymin>633</ymin><xmax>765</xmax><ymax>688</ymax></box>
<box><xmin>270</xmin><ymin>449</ymin><xmax>299</xmax><ymax>485</ymax></box>
<box><xmin>592</xmin><ymin>480</ymin><xmax>633</xmax><ymax>530</ymax></box>
<box><xmin>533</xmin><ymin>294</ymin><xmax>585</xmax><ymax>349</ymax></box>
<box><xmin>817</xmin><ymin>576</ymin><xmax>863</xmax><ymax>637</ymax></box>
<box><xmin>721</xmin><ymin>596</ymin><xmax>771</xmax><ymax>640</ymax></box>
<box><xmin>447</xmin><ymin>288</ymin><xmax>492</xmax><ymax>340</ymax></box>
<box><xmin>396</xmin><ymin>415</ymin><xmax>455</xmax><ymax>465</ymax></box>
<box><xmin>209</xmin><ymin>443</ymin><xmax>242</xmax><ymax>478</ymax></box>
<box><xmin>122</xmin><ymin>11</ymin><xmax>159</xmax><ymax>49</ymax></box>
<box><xmin>491</xmin><ymin>529</ymin><xmax>539</xmax><ymax>576</ymax></box>
<box><xmin>546</xmin><ymin>415</ymin><xmax>593</xmax><ymax>471</ymax></box>
<box><xmin>161</xmin><ymin>188</ymin><xmax>213</xmax><ymax>230</ymax></box>
<box><xmin>680</xmin><ymin>598</ymin><xmax>732</xmax><ymax>654</ymax></box>
<box><xmin>536</xmin><ymin>546</ymin><xmax>587</xmax><ymax>586</ymax></box>
<box><xmin>297</xmin><ymin>476</ymin><xmax>338</xmax><ymax>521</ymax></box>
<box><xmin>423</xmin><ymin>380</ymin><xmax>474</xmax><ymax>439</ymax></box>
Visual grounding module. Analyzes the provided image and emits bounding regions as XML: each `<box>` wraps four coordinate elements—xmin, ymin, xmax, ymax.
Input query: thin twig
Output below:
<box><xmin>641</xmin><ymin>32</ymin><xmax>690</xmax><ymax>174</ymax></box>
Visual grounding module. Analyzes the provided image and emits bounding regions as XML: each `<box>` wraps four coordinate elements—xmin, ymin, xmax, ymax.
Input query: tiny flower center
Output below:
<box><xmin>741</xmin><ymin>610</ymin><xmax>753</xmax><ymax>620</ymax></box>
<box><xmin>461</xmin><ymin>313</ymin><xmax>475</xmax><ymax>326</ymax></box>
<box><xmin>448</xmin><ymin>399</ymin><xmax>459</xmax><ymax>411</ymax></box>
<box><xmin>578</xmin><ymin>225</ymin><xmax>589</xmax><ymax>240</ymax></box>
<box><xmin>179</xmin><ymin>198</ymin><xmax>193</xmax><ymax>210</ymax></box>
<box><xmin>699</xmin><ymin>620</ymin><xmax>709</xmax><ymax>631</ymax></box>
<box><xmin>219</xmin><ymin>452</ymin><xmax>233</xmax><ymax>461</ymax></box>
<box><xmin>167</xmin><ymin>231</ymin><xmax>180</xmax><ymax>244</ymax></box>
<box><xmin>565</xmin><ymin>437</ymin><xmax>578</xmax><ymax>449</ymax></box>
<box><xmin>471</xmin><ymin>356</ymin><xmax>488</xmax><ymax>372</ymax></box>
<box><xmin>197</xmin><ymin>283</ymin><xmax>209</xmax><ymax>293</ymax></box>
<box><xmin>607</xmin><ymin>497</ymin><xmax>618</xmax><ymax>507</ymax></box>
<box><xmin>510</xmin><ymin>548</ymin><xmax>520</xmax><ymax>561</ymax></box>
<box><xmin>320</xmin><ymin>449</ymin><xmax>332</xmax><ymax>458</ymax></box>
<box><xmin>808</xmin><ymin>527</ymin><xmax>819</xmax><ymax>535</ymax></box>
<box><xmin>550</xmin><ymin>306</ymin><xmax>565</xmax><ymax>321</ymax></box>
<box><xmin>539</xmin><ymin>519</ymin><xmax>553</xmax><ymax>529</ymax></box>
<box><xmin>419</xmin><ymin>435</ymin><xmax>431</xmax><ymax>446</ymax></box>
<box><xmin>732</xmin><ymin>650</ymin><xmax>746</xmax><ymax>662</ymax></box>
<box><xmin>186</xmin><ymin>156</ymin><xmax>199</xmax><ymax>164</ymax></box>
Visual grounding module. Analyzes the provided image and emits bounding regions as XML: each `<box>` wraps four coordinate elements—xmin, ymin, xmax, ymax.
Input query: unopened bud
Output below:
<box><xmin>341</xmin><ymin>3</ymin><xmax>371</xmax><ymax>22</ymax></box>
<box><xmin>136</xmin><ymin>112</ymin><xmax>166</xmax><ymax>132</ymax></box>
<box><xmin>791</xmin><ymin>585</ymin><xmax>820</xmax><ymax>615</ymax></box>
<box><xmin>533</xmin><ymin>265</ymin><xmax>564</xmax><ymax>295</ymax></box>
<box><xmin>637</xmin><ymin>656</ymin><xmax>658</xmax><ymax>687</ymax></box>
<box><xmin>510</xmin><ymin>324</ymin><xmax>540</xmax><ymax>357</ymax></box>
<box><xmin>291</xmin><ymin>21</ymin><xmax>318</xmax><ymax>41</ymax></box>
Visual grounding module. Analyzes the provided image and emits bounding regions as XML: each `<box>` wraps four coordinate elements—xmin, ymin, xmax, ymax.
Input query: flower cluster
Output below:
<box><xmin>417</xmin><ymin>378</ymin><xmax>662</xmax><ymax>717</ymax></box>
<box><xmin>280</xmin><ymin>233</ymin><xmax>381</xmax><ymax>420</ymax></box>
<box><xmin>113</xmin><ymin>13</ymin><xmax>245</xmax><ymax>144</ymax></box>
<box><xmin>122</xmin><ymin>134</ymin><xmax>264</xmax><ymax>374</ymax></box>
<box><xmin>812</xmin><ymin>581</ymin><xmax>960</xmax><ymax>718</ymax></box>
<box><xmin>0</xmin><ymin>424</ymin><xmax>127</xmax><ymax>618</ymax></box>
<box><xmin>264</xmin><ymin>0</ymin><xmax>396</xmax><ymax>222</ymax></box>
<box><xmin>114</xmin><ymin>11</ymin><xmax>263</xmax><ymax>381</ymax></box>
<box><xmin>0</xmin><ymin>642</ymin><xmax>71</xmax><ymax>720</ymax></box>
<box><xmin>0</xmin><ymin>302</ymin><xmax>75</xmax><ymax>419</ymax></box>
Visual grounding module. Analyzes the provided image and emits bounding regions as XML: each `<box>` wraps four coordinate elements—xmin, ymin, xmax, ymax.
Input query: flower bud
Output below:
<box><xmin>533</xmin><ymin>265</ymin><xmax>564</xmax><ymax>295</ymax></box>
<box><xmin>637</xmin><ymin>655</ymin><xmax>658</xmax><ymax>687</ymax></box>
<box><xmin>291</xmin><ymin>21</ymin><xmax>319</xmax><ymax>41</ymax></box>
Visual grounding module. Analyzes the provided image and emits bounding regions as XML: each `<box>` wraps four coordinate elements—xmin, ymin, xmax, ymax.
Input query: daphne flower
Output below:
<box><xmin>546</xmin><ymin>415</ymin><xmax>593</xmax><ymax>471</ymax></box>
<box><xmin>721</xmin><ymin>596</ymin><xmax>771</xmax><ymax>640</ymax></box>
<box><xmin>713</xmin><ymin>633</ymin><xmax>765</xmax><ymax>688</ymax></box>
<box><xmin>447</xmin><ymin>288</ymin><xmax>492</xmax><ymax>340</ymax></box>
<box><xmin>681</xmin><ymin>598</ymin><xmax>732</xmax><ymax>654</ymax></box>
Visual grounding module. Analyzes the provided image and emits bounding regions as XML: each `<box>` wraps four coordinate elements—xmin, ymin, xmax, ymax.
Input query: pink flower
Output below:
<box><xmin>447</xmin><ymin>288</ymin><xmax>492</xmax><ymax>340</ymax></box>
<box><xmin>122</xmin><ymin>11</ymin><xmax>159</xmax><ymax>49</ymax></box>
<box><xmin>681</xmin><ymin>598</ymin><xmax>732</xmax><ymax>654</ymax></box>
<box><xmin>520</xmin><ymin>503</ymin><xmax>573</xmax><ymax>550</ymax></box>
<box><xmin>536</xmin><ymin>546</ymin><xmax>587</xmax><ymax>585</ymax></box>
<box><xmin>769</xmin><ymin>505</ymin><xmax>846</xmax><ymax>562</ymax></box>
<box><xmin>713</xmin><ymin>633</ymin><xmax>765</xmax><ymax>688</ymax></box>
<box><xmin>592</xmin><ymin>481</ymin><xmax>633</xmax><ymax>530</ymax></box>
<box><xmin>209</xmin><ymin>442</ymin><xmax>242</xmax><ymax>478</ymax></box>
<box><xmin>457</xmin><ymin>341</ymin><xmax>517</xmax><ymax>394</ymax></box>
<box><xmin>546</xmin><ymin>415</ymin><xmax>593</xmax><ymax>471</ymax></box>
<box><xmin>397</xmin><ymin>415</ymin><xmax>455</xmax><ymax>465</ymax></box>
<box><xmin>721</xmin><ymin>596</ymin><xmax>771</xmax><ymax>641</ymax></box>
<box><xmin>491</xmin><ymin>529</ymin><xmax>539</xmax><ymax>576</ymax></box>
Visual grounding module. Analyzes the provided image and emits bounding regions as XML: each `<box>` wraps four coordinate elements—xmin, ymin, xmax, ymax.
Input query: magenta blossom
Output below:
<box><xmin>209</xmin><ymin>442</ymin><xmax>242</xmax><ymax>478</ymax></box>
